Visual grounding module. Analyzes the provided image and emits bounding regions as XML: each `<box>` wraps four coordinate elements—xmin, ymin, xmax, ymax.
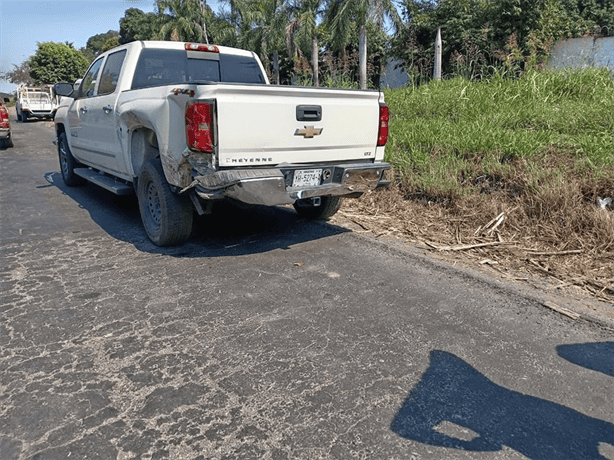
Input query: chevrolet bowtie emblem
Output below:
<box><xmin>295</xmin><ymin>126</ymin><xmax>323</xmax><ymax>138</ymax></box>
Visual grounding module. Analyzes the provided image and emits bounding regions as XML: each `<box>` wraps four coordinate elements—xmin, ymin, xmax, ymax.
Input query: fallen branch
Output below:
<box><xmin>543</xmin><ymin>301</ymin><xmax>580</xmax><ymax>320</ymax></box>
<box><xmin>346</xmin><ymin>218</ymin><xmax>370</xmax><ymax>231</ymax></box>
<box><xmin>437</xmin><ymin>241</ymin><xmax>515</xmax><ymax>251</ymax></box>
<box><xmin>479</xmin><ymin>259</ymin><xmax>498</xmax><ymax>265</ymax></box>
<box><xmin>487</xmin><ymin>214</ymin><xmax>505</xmax><ymax>236</ymax></box>
<box><xmin>523</xmin><ymin>250</ymin><xmax>583</xmax><ymax>256</ymax></box>
<box><xmin>478</xmin><ymin>212</ymin><xmax>504</xmax><ymax>235</ymax></box>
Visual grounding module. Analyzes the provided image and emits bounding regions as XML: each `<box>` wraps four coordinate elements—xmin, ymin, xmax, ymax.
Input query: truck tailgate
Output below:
<box><xmin>209</xmin><ymin>85</ymin><xmax>383</xmax><ymax>167</ymax></box>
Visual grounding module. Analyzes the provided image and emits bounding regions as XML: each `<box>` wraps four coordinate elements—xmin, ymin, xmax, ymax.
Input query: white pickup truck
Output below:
<box><xmin>54</xmin><ymin>41</ymin><xmax>390</xmax><ymax>246</ymax></box>
<box><xmin>16</xmin><ymin>86</ymin><xmax>58</xmax><ymax>121</ymax></box>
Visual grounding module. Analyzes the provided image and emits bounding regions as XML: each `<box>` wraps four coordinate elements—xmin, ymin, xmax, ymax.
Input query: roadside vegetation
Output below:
<box><xmin>342</xmin><ymin>66</ymin><xmax>614</xmax><ymax>301</ymax></box>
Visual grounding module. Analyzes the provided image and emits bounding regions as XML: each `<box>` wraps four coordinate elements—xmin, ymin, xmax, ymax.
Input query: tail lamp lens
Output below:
<box><xmin>377</xmin><ymin>104</ymin><xmax>389</xmax><ymax>146</ymax></box>
<box><xmin>186</xmin><ymin>102</ymin><xmax>213</xmax><ymax>153</ymax></box>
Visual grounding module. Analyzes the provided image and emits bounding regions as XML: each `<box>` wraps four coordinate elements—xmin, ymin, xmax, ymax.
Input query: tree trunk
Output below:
<box><xmin>312</xmin><ymin>37</ymin><xmax>319</xmax><ymax>87</ymax></box>
<box><xmin>272</xmin><ymin>51</ymin><xmax>280</xmax><ymax>85</ymax></box>
<box><xmin>359</xmin><ymin>24</ymin><xmax>367</xmax><ymax>90</ymax></box>
<box><xmin>198</xmin><ymin>0</ymin><xmax>209</xmax><ymax>44</ymax></box>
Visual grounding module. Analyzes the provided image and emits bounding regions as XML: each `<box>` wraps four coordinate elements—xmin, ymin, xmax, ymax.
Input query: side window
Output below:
<box><xmin>98</xmin><ymin>50</ymin><xmax>127</xmax><ymax>96</ymax></box>
<box><xmin>80</xmin><ymin>58</ymin><xmax>104</xmax><ymax>98</ymax></box>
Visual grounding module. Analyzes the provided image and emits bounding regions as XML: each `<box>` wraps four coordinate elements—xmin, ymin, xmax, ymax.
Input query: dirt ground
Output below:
<box><xmin>330</xmin><ymin>187</ymin><xmax>614</xmax><ymax>313</ymax></box>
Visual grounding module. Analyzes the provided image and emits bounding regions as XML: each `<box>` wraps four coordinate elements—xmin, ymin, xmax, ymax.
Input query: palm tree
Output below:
<box><xmin>221</xmin><ymin>0</ymin><xmax>289</xmax><ymax>83</ymax></box>
<box><xmin>324</xmin><ymin>0</ymin><xmax>401</xmax><ymax>89</ymax></box>
<box><xmin>156</xmin><ymin>0</ymin><xmax>213</xmax><ymax>43</ymax></box>
<box><xmin>285</xmin><ymin>0</ymin><xmax>324</xmax><ymax>86</ymax></box>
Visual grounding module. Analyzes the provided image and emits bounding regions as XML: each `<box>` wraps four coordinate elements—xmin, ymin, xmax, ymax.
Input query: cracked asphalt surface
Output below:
<box><xmin>1</xmin><ymin>112</ymin><xmax>613</xmax><ymax>459</ymax></box>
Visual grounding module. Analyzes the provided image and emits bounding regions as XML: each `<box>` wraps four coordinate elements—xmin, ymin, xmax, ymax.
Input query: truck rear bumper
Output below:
<box><xmin>190</xmin><ymin>162</ymin><xmax>390</xmax><ymax>206</ymax></box>
<box><xmin>26</xmin><ymin>111</ymin><xmax>54</xmax><ymax>119</ymax></box>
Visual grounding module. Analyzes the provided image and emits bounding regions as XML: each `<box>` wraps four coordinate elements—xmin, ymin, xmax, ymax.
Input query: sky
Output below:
<box><xmin>0</xmin><ymin>0</ymin><xmax>223</xmax><ymax>94</ymax></box>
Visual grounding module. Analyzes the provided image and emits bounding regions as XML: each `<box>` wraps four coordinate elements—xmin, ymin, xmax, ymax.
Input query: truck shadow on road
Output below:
<box><xmin>46</xmin><ymin>172</ymin><xmax>350</xmax><ymax>256</ymax></box>
<box><xmin>391</xmin><ymin>349</ymin><xmax>614</xmax><ymax>459</ymax></box>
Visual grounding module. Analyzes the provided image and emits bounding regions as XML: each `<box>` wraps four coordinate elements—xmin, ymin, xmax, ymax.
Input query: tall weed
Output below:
<box><xmin>386</xmin><ymin>67</ymin><xmax>614</xmax><ymax>199</ymax></box>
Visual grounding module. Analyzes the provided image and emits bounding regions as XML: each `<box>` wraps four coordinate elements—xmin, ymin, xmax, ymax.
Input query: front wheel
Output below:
<box><xmin>137</xmin><ymin>159</ymin><xmax>193</xmax><ymax>246</ymax></box>
<box><xmin>58</xmin><ymin>132</ymin><xmax>85</xmax><ymax>186</ymax></box>
<box><xmin>293</xmin><ymin>196</ymin><xmax>342</xmax><ymax>220</ymax></box>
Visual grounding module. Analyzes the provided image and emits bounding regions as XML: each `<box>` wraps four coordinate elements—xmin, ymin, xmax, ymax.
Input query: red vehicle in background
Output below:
<box><xmin>0</xmin><ymin>98</ymin><xmax>13</xmax><ymax>148</ymax></box>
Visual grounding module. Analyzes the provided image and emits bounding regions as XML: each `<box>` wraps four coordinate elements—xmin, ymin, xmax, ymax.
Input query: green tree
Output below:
<box><xmin>578</xmin><ymin>0</ymin><xmax>614</xmax><ymax>34</ymax></box>
<box><xmin>222</xmin><ymin>0</ymin><xmax>290</xmax><ymax>83</ymax></box>
<box><xmin>285</xmin><ymin>0</ymin><xmax>325</xmax><ymax>85</ymax></box>
<box><xmin>119</xmin><ymin>8</ymin><xmax>158</xmax><ymax>44</ymax></box>
<box><xmin>84</xmin><ymin>30</ymin><xmax>120</xmax><ymax>60</ymax></box>
<box><xmin>391</xmin><ymin>0</ymin><xmax>605</xmax><ymax>82</ymax></box>
<box><xmin>28</xmin><ymin>42</ymin><xmax>90</xmax><ymax>84</ymax></box>
<box><xmin>6</xmin><ymin>62</ymin><xmax>35</xmax><ymax>86</ymax></box>
<box><xmin>101</xmin><ymin>36</ymin><xmax>121</xmax><ymax>53</ymax></box>
<box><xmin>156</xmin><ymin>0</ymin><xmax>214</xmax><ymax>43</ymax></box>
<box><xmin>323</xmin><ymin>0</ymin><xmax>401</xmax><ymax>88</ymax></box>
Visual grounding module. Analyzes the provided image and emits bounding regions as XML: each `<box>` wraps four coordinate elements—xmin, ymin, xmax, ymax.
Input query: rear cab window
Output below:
<box><xmin>131</xmin><ymin>48</ymin><xmax>266</xmax><ymax>90</ymax></box>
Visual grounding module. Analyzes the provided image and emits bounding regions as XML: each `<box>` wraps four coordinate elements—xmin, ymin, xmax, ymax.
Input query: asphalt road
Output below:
<box><xmin>1</xmin><ymin>111</ymin><xmax>613</xmax><ymax>460</ymax></box>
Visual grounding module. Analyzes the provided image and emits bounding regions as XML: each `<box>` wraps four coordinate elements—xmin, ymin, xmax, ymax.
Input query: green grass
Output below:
<box><xmin>384</xmin><ymin>68</ymin><xmax>614</xmax><ymax>198</ymax></box>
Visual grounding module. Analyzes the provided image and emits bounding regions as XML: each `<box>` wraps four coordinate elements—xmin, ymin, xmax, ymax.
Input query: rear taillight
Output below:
<box><xmin>186</xmin><ymin>102</ymin><xmax>214</xmax><ymax>153</ymax></box>
<box><xmin>0</xmin><ymin>107</ymin><xmax>8</xmax><ymax>122</ymax></box>
<box><xmin>185</xmin><ymin>43</ymin><xmax>220</xmax><ymax>53</ymax></box>
<box><xmin>377</xmin><ymin>103</ymin><xmax>389</xmax><ymax>146</ymax></box>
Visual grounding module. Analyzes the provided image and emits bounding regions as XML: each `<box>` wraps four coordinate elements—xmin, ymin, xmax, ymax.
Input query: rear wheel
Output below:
<box><xmin>57</xmin><ymin>132</ymin><xmax>85</xmax><ymax>186</ymax></box>
<box><xmin>137</xmin><ymin>158</ymin><xmax>193</xmax><ymax>246</ymax></box>
<box><xmin>293</xmin><ymin>196</ymin><xmax>342</xmax><ymax>220</ymax></box>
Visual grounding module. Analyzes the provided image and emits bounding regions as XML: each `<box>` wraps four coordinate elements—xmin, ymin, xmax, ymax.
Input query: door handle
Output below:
<box><xmin>103</xmin><ymin>105</ymin><xmax>112</xmax><ymax>114</ymax></box>
<box><xmin>80</xmin><ymin>106</ymin><xmax>88</xmax><ymax>114</ymax></box>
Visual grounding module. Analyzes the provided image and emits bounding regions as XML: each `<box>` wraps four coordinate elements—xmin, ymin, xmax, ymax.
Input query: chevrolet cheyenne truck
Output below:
<box><xmin>53</xmin><ymin>41</ymin><xmax>390</xmax><ymax>246</ymax></box>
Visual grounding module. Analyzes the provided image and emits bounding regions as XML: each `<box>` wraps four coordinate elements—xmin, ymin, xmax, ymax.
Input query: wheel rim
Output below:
<box><xmin>146</xmin><ymin>182</ymin><xmax>161</xmax><ymax>225</ymax></box>
<box><xmin>59</xmin><ymin>143</ymin><xmax>69</xmax><ymax>177</ymax></box>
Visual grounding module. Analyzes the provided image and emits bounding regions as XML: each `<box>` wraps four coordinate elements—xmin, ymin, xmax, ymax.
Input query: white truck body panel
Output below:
<box><xmin>211</xmin><ymin>84</ymin><xmax>382</xmax><ymax>166</ymax></box>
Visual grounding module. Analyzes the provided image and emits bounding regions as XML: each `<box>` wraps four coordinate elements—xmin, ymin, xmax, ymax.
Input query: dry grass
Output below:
<box><xmin>335</xmin><ymin>175</ymin><xmax>614</xmax><ymax>303</ymax></box>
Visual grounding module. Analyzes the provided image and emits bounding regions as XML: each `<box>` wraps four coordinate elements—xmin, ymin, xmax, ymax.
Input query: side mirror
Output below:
<box><xmin>54</xmin><ymin>82</ymin><xmax>75</xmax><ymax>98</ymax></box>
<box><xmin>3</xmin><ymin>97</ymin><xmax>9</xmax><ymax>103</ymax></box>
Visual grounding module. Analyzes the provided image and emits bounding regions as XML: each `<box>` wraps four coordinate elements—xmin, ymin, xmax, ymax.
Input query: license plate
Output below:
<box><xmin>293</xmin><ymin>169</ymin><xmax>322</xmax><ymax>187</ymax></box>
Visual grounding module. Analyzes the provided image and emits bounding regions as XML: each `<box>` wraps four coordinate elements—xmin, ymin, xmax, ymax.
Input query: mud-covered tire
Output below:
<box><xmin>137</xmin><ymin>158</ymin><xmax>193</xmax><ymax>246</ymax></box>
<box><xmin>58</xmin><ymin>132</ymin><xmax>85</xmax><ymax>186</ymax></box>
<box><xmin>293</xmin><ymin>196</ymin><xmax>342</xmax><ymax>220</ymax></box>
